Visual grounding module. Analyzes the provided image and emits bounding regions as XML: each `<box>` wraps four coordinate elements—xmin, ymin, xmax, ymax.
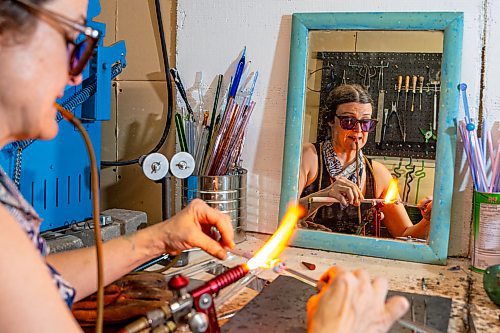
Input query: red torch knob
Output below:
<box><xmin>168</xmin><ymin>274</ymin><xmax>189</xmax><ymax>290</ymax></box>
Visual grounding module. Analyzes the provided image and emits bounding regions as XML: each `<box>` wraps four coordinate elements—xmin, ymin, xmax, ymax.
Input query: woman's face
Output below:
<box><xmin>0</xmin><ymin>0</ymin><xmax>88</xmax><ymax>142</ymax></box>
<box><xmin>329</xmin><ymin>102</ymin><xmax>373</xmax><ymax>152</ymax></box>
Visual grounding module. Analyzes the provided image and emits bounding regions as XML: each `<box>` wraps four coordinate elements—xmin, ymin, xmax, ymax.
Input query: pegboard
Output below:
<box><xmin>314</xmin><ymin>52</ymin><xmax>442</xmax><ymax>159</ymax></box>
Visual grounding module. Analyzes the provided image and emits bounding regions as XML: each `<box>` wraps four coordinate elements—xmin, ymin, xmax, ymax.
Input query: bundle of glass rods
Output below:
<box><xmin>173</xmin><ymin>48</ymin><xmax>258</xmax><ymax>176</ymax></box>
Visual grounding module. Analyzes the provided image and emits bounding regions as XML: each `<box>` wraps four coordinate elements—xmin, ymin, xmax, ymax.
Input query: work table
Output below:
<box><xmin>167</xmin><ymin>233</ymin><xmax>499</xmax><ymax>332</ymax></box>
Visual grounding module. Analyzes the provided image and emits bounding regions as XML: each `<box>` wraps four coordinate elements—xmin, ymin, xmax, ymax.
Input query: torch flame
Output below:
<box><xmin>384</xmin><ymin>178</ymin><xmax>400</xmax><ymax>204</ymax></box>
<box><xmin>246</xmin><ymin>204</ymin><xmax>304</xmax><ymax>270</ymax></box>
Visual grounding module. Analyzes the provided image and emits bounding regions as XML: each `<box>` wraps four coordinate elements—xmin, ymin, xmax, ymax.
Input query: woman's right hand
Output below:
<box><xmin>153</xmin><ymin>199</ymin><xmax>235</xmax><ymax>260</ymax></box>
<box><xmin>307</xmin><ymin>267</ymin><xmax>409</xmax><ymax>333</ymax></box>
<box><xmin>318</xmin><ymin>176</ymin><xmax>363</xmax><ymax>206</ymax></box>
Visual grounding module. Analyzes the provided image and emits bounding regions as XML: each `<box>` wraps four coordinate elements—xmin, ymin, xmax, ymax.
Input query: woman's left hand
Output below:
<box><xmin>155</xmin><ymin>199</ymin><xmax>235</xmax><ymax>260</ymax></box>
<box><xmin>417</xmin><ymin>196</ymin><xmax>433</xmax><ymax>221</ymax></box>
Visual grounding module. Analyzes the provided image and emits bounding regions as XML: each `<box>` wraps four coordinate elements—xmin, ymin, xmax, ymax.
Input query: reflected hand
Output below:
<box><xmin>307</xmin><ymin>267</ymin><xmax>409</xmax><ymax>333</ymax></box>
<box><xmin>155</xmin><ymin>199</ymin><xmax>235</xmax><ymax>259</ymax></box>
<box><xmin>319</xmin><ymin>176</ymin><xmax>363</xmax><ymax>206</ymax></box>
<box><xmin>417</xmin><ymin>196</ymin><xmax>433</xmax><ymax>221</ymax></box>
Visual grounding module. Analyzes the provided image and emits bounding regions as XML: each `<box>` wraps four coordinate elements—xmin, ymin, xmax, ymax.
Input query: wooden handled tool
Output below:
<box><xmin>396</xmin><ymin>75</ymin><xmax>403</xmax><ymax>107</ymax></box>
<box><xmin>411</xmin><ymin>75</ymin><xmax>417</xmax><ymax>112</ymax></box>
<box><xmin>404</xmin><ymin>75</ymin><xmax>410</xmax><ymax>111</ymax></box>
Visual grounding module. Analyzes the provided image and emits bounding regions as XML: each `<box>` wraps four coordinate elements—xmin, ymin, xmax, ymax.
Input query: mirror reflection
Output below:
<box><xmin>298</xmin><ymin>30</ymin><xmax>443</xmax><ymax>242</ymax></box>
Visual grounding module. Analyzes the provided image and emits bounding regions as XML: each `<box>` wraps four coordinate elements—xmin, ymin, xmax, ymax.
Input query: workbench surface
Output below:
<box><xmin>166</xmin><ymin>233</ymin><xmax>499</xmax><ymax>332</ymax></box>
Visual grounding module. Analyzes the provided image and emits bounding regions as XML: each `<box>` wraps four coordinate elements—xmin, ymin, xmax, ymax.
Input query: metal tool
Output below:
<box><xmin>430</xmin><ymin>76</ymin><xmax>440</xmax><ymax>131</ymax></box>
<box><xmin>418</xmin><ymin>76</ymin><xmax>424</xmax><ymax>111</ymax></box>
<box><xmin>404</xmin><ymin>75</ymin><xmax>410</xmax><ymax>111</ymax></box>
<box><xmin>419</xmin><ymin>124</ymin><xmax>437</xmax><ymax>143</ymax></box>
<box><xmin>376</xmin><ymin>60</ymin><xmax>389</xmax><ymax>90</ymax></box>
<box><xmin>387</xmin><ymin>101</ymin><xmax>405</xmax><ymax>142</ymax></box>
<box><xmin>375</xmin><ymin>90</ymin><xmax>385</xmax><ymax>144</ymax></box>
<box><xmin>396</xmin><ymin>75</ymin><xmax>403</xmax><ymax>107</ymax></box>
<box><xmin>122</xmin><ymin>265</ymin><xmax>251</xmax><ymax>333</ymax></box>
<box><xmin>411</xmin><ymin>297</ymin><xmax>416</xmax><ymax>333</ymax></box>
<box><xmin>411</xmin><ymin>75</ymin><xmax>417</xmax><ymax>112</ymax></box>
<box><xmin>381</xmin><ymin>108</ymin><xmax>389</xmax><ymax>143</ymax></box>
<box><xmin>170</xmin><ymin>68</ymin><xmax>194</xmax><ymax>116</ymax></box>
<box><xmin>308</xmin><ymin>197</ymin><xmax>404</xmax><ymax>205</ymax></box>
<box><xmin>359</xmin><ymin>64</ymin><xmax>377</xmax><ymax>91</ymax></box>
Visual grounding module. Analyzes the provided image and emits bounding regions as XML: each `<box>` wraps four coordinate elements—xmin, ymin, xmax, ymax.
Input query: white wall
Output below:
<box><xmin>176</xmin><ymin>0</ymin><xmax>499</xmax><ymax>256</ymax></box>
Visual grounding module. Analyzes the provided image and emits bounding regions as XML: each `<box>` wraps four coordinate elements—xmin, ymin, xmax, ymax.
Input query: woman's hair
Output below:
<box><xmin>0</xmin><ymin>0</ymin><xmax>50</xmax><ymax>45</ymax></box>
<box><xmin>324</xmin><ymin>84</ymin><xmax>373</xmax><ymax>123</ymax></box>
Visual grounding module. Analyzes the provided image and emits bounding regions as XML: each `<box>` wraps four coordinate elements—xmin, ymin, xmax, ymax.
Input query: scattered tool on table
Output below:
<box><xmin>301</xmin><ymin>261</ymin><xmax>316</xmax><ymax>271</ymax></box>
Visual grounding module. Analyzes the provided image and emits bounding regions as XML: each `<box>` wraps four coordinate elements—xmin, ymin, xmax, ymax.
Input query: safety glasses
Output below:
<box><xmin>14</xmin><ymin>0</ymin><xmax>100</xmax><ymax>77</ymax></box>
<box><xmin>335</xmin><ymin>115</ymin><xmax>378</xmax><ymax>132</ymax></box>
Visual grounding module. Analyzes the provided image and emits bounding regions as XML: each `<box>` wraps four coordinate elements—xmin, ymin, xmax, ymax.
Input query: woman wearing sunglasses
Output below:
<box><xmin>299</xmin><ymin>84</ymin><xmax>432</xmax><ymax>238</ymax></box>
<box><xmin>0</xmin><ymin>1</ymin><xmax>411</xmax><ymax>332</ymax></box>
<box><xmin>0</xmin><ymin>1</ymin><xmax>237</xmax><ymax>331</ymax></box>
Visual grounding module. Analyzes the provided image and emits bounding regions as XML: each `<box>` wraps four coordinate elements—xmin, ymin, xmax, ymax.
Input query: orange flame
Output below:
<box><xmin>246</xmin><ymin>204</ymin><xmax>304</xmax><ymax>270</ymax></box>
<box><xmin>384</xmin><ymin>178</ymin><xmax>400</xmax><ymax>204</ymax></box>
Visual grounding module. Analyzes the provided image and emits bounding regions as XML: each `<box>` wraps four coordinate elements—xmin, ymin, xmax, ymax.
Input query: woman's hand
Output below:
<box><xmin>319</xmin><ymin>176</ymin><xmax>363</xmax><ymax>206</ymax></box>
<box><xmin>155</xmin><ymin>199</ymin><xmax>235</xmax><ymax>260</ymax></box>
<box><xmin>307</xmin><ymin>267</ymin><xmax>409</xmax><ymax>333</ymax></box>
<box><xmin>417</xmin><ymin>196</ymin><xmax>433</xmax><ymax>221</ymax></box>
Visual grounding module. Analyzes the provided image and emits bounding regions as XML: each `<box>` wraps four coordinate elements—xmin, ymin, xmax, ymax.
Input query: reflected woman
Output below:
<box><xmin>298</xmin><ymin>84</ymin><xmax>431</xmax><ymax>239</ymax></box>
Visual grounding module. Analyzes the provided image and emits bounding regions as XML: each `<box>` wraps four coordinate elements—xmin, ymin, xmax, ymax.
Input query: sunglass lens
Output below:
<box><xmin>69</xmin><ymin>37</ymin><xmax>97</xmax><ymax>76</ymax></box>
<box><xmin>361</xmin><ymin>120</ymin><xmax>377</xmax><ymax>132</ymax></box>
<box><xmin>340</xmin><ymin>117</ymin><xmax>356</xmax><ymax>130</ymax></box>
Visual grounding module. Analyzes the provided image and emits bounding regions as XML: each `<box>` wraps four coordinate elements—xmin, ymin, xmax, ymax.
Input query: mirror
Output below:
<box><xmin>280</xmin><ymin>12</ymin><xmax>463</xmax><ymax>264</ymax></box>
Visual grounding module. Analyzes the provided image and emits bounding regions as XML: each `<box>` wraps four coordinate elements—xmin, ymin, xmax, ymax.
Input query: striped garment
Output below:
<box><xmin>0</xmin><ymin>167</ymin><xmax>75</xmax><ymax>307</ymax></box>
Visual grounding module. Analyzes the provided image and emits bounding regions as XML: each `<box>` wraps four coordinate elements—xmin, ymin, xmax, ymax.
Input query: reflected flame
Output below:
<box><xmin>384</xmin><ymin>178</ymin><xmax>400</xmax><ymax>204</ymax></box>
<box><xmin>246</xmin><ymin>204</ymin><xmax>304</xmax><ymax>270</ymax></box>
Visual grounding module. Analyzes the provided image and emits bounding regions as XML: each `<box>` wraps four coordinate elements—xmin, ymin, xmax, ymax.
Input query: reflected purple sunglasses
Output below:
<box><xmin>335</xmin><ymin>115</ymin><xmax>378</xmax><ymax>132</ymax></box>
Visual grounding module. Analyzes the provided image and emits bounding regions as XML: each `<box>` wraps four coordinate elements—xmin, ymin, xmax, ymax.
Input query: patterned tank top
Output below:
<box><xmin>302</xmin><ymin>142</ymin><xmax>382</xmax><ymax>236</ymax></box>
<box><xmin>0</xmin><ymin>167</ymin><xmax>75</xmax><ymax>307</ymax></box>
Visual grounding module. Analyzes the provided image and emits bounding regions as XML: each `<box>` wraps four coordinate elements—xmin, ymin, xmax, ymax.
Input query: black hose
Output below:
<box><xmin>101</xmin><ymin>0</ymin><xmax>174</xmax><ymax>167</ymax></box>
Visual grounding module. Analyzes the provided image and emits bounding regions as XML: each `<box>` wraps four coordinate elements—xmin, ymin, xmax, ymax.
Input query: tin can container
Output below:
<box><xmin>182</xmin><ymin>169</ymin><xmax>247</xmax><ymax>244</ymax></box>
<box><xmin>472</xmin><ymin>191</ymin><xmax>500</xmax><ymax>272</ymax></box>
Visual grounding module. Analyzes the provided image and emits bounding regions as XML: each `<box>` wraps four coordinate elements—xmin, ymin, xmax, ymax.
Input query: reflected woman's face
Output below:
<box><xmin>328</xmin><ymin>102</ymin><xmax>373</xmax><ymax>152</ymax></box>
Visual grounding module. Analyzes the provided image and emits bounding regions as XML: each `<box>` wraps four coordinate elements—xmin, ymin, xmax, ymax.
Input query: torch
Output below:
<box><xmin>120</xmin><ymin>205</ymin><xmax>304</xmax><ymax>333</ymax></box>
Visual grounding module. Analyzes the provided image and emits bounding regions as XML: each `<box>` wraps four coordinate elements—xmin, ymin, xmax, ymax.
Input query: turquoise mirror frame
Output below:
<box><xmin>280</xmin><ymin>12</ymin><xmax>463</xmax><ymax>265</ymax></box>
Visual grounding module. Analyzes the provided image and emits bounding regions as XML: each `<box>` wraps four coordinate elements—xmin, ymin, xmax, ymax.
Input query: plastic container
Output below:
<box><xmin>472</xmin><ymin>191</ymin><xmax>500</xmax><ymax>272</ymax></box>
<box><xmin>182</xmin><ymin>169</ymin><xmax>247</xmax><ymax>244</ymax></box>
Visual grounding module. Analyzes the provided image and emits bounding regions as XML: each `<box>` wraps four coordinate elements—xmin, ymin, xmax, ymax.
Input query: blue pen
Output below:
<box><xmin>229</xmin><ymin>47</ymin><xmax>246</xmax><ymax>98</ymax></box>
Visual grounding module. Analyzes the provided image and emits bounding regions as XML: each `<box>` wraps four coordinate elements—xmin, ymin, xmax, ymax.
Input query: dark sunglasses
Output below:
<box><xmin>335</xmin><ymin>115</ymin><xmax>378</xmax><ymax>132</ymax></box>
<box><xmin>14</xmin><ymin>0</ymin><xmax>100</xmax><ymax>77</ymax></box>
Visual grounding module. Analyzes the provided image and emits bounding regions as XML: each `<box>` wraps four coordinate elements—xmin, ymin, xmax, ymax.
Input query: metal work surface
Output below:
<box><xmin>222</xmin><ymin>276</ymin><xmax>314</xmax><ymax>332</ymax></box>
<box><xmin>222</xmin><ymin>275</ymin><xmax>452</xmax><ymax>333</ymax></box>
<box><xmin>386</xmin><ymin>290</ymin><xmax>451</xmax><ymax>332</ymax></box>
